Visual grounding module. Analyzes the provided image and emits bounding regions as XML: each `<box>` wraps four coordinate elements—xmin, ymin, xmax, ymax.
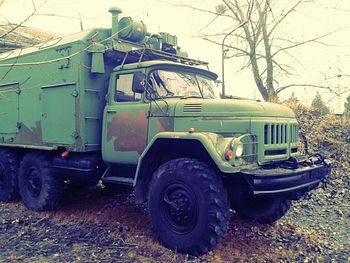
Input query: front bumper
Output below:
<box><xmin>241</xmin><ymin>157</ymin><xmax>331</xmax><ymax>199</ymax></box>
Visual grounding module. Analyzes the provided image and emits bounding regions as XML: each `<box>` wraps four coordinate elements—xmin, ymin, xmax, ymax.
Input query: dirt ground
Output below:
<box><xmin>1</xmin><ymin>172</ymin><xmax>349</xmax><ymax>263</ymax></box>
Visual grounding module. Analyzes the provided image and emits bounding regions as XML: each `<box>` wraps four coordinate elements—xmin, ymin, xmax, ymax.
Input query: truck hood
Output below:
<box><xmin>173</xmin><ymin>99</ymin><xmax>295</xmax><ymax>118</ymax></box>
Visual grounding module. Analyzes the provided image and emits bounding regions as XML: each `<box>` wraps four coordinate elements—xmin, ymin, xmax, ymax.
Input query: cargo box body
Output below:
<box><xmin>0</xmin><ymin>29</ymin><xmax>112</xmax><ymax>152</ymax></box>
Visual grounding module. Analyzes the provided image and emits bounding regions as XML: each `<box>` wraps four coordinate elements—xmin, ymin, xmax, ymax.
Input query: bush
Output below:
<box><xmin>285</xmin><ymin>102</ymin><xmax>350</xmax><ymax>186</ymax></box>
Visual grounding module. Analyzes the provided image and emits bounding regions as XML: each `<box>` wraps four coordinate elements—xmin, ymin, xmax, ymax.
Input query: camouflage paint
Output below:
<box><xmin>0</xmin><ymin>24</ymin><xmax>302</xmax><ymax>173</ymax></box>
<box><xmin>106</xmin><ymin>111</ymin><xmax>148</xmax><ymax>154</ymax></box>
<box><xmin>14</xmin><ymin>121</ymin><xmax>42</xmax><ymax>145</ymax></box>
<box><xmin>147</xmin><ymin>100</ymin><xmax>176</xmax><ymax>140</ymax></box>
<box><xmin>102</xmin><ymin>98</ymin><xmax>150</xmax><ymax>164</ymax></box>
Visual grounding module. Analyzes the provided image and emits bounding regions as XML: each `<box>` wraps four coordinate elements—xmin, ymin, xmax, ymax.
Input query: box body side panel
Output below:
<box><xmin>0</xmin><ymin>83</ymin><xmax>19</xmax><ymax>137</ymax></box>
<box><xmin>0</xmin><ymin>30</ymin><xmax>111</xmax><ymax>152</ymax></box>
<box><xmin>42</xmin><ymin>83</ymin><xmax>76</xmax><ymax>144</ymax></box>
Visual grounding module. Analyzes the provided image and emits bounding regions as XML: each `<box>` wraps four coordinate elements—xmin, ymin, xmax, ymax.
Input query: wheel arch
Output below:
<box><xmin>134</xmin><ymin>132</ymin><xmax>239</xmax><ymax>203</ymax></box>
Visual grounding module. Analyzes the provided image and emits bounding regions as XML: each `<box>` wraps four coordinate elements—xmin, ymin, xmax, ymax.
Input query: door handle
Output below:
<box><xmin>106</xmin><ymin>109</ymin><xmax>117</xmax><ymax>113</ymax></box>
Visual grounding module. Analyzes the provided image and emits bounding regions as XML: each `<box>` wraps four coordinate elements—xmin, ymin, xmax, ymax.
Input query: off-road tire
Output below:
<box><xmin>148</xmin><ymin>158</ymin><xmax>230</xmax><ymax>256</ymax></box>
<box><xmin>19</xmin><ymin>152</ymin><xmax>63</xmax><ymax>211</ymax></box>
<box><xmin>233</xmin><ymin>196</ymin><xmax>291</xmax><ymax>224</ymax></box>
<box><xmin>0</xmin><ymin>149</ymin><xmax>19</xmax><ymax>202</ymax></box>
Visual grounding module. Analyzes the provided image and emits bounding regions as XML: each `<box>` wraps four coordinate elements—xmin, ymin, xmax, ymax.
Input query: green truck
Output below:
<box><xmin>0</xmin><ymin>7</ymin><xmax>330</xmax><ymax>255</ymax></box>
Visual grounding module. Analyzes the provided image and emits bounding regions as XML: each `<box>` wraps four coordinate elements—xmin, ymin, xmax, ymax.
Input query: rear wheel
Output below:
<box><xmin>19</xmin><ymin>152</ymin><xmax>63</xmax><ymax>211</ymax></box>
<box><xmin>148</xmin><ymin>158</ymin><xmax>230</xmax><ymax>256</ymax></box>
<box><xmin>233</xmin><ymin>196</ymin><xmax>291</xmax><ymax>224</ymax></box>
<box><xmin>0</xmin><ymin>149</ymin><xmax>19</xmax><ymax>202</ymax></box>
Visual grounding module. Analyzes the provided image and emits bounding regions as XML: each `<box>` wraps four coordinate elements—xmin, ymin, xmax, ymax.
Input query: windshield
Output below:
<box><xmin>147</xmin><ymin>70</ymin><xmax>219</xmax><ymax>99</ymax></box>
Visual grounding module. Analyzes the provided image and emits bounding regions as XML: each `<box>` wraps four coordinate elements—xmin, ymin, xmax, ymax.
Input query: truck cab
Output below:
<box><xmin>102</xmin><ymin>61</ymin><xmax>219</xmax><ymax>164</ymax></box>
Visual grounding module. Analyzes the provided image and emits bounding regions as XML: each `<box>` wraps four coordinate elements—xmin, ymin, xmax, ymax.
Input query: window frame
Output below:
<box><xmin>114</xmin><ymin>73</ymin><xmax>143</xmax><ymax>103</ymax></box>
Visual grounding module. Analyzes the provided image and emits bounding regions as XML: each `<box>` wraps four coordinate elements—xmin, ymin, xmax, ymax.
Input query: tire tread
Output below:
<box><xmin>148</xmin><ymin>158</ymin><xmax>230</xmax><ymax>255</ymax></box>
<box><xmin>19</xmin><ymin>152</ymin><xmax>62</xmax><ymax>211</ymax></box>
<box><xmin>0</xmin><ymin>149</ymin><xmax>19</xmax><ymax>202</ymax></box>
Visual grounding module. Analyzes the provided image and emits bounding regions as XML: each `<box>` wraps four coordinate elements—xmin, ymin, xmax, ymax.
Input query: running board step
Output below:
<box><xmin>102</xmin><ymin>176</ymin><xmax>134</xmax><ymax>185</ymax></box>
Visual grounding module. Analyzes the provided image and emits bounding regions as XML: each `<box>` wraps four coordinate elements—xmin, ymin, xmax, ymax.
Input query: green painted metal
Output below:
<box><xmin>0</xmin><ymin>18</ymin><xmax>200</xmax><ymax>152</ymax></box>
<box><xmin>108</xmin><ymin>6</ymin><xmax>123</xmax><ymax>39</ymax></box>
<box><xmin>88</xmin><ymin>43</ymin><xmax>106</xmax><ymax>74</ymax></box>
<box><xmin>134</xmin><ymin>131</ymin><xmax>241</xmax><ymax>186</ymax></box>
<box><xmin>160</xmin><ymin>32</ymin><xmax>178</xmax><ymax>46</ymax></box>
<box><xmin>0</xmin><ymin>82</ymin><xmax>19</xmax><ymax>135</ymax></box>
<box><xmin>100</xmin><ymin>61</ymin><xmax>300</xmax><ymax>179</ymax></box>
<box><xmin>0</xmin><ymin>29</ymin><xmax>112</xmax><ymax>151</ymax></box>
<box><xmin>118</xmin><ymin>17</ymin><xmax>147</xmax><ymax>43</ymax></box>
<box><xmin>41</xmin><ymin>83</ymin><xmax>76</xmax><ymax>144</ymax></box>
<box><xmin>0</xmin><ymin>7</ymin><xmax>303</xmax><ymax>183</ymax></box>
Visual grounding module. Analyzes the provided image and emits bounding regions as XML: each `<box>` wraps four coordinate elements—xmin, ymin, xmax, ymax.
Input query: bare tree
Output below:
<box><xmin>164</xmin><ymin>0</ymin><xmax>342</xmax><ymax>101</ymax></box>
<box><xmin>0</xmin><ymin>0</ymin><xmax>48</xmax><ymax>39</ymax></box>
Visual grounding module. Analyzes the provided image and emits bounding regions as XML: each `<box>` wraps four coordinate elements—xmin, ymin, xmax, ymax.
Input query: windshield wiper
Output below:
<box><xmin>143</xmin><ymin>80</ymin><xmax>169</xmax><ymax>116</ymax></box>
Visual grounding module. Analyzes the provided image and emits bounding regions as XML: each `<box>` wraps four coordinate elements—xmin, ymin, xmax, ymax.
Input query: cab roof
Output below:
<box><xmin>112</xmin><ymin>60</ymin><xmax>218</xmax><ymax>80</ymax></box>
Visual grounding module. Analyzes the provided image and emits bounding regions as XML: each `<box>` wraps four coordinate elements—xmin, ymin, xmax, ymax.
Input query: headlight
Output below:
<box><xmin>225</xmin><ymin>134</ymin><xmax>257</xmax><ymax>165</ymax></box>
<box><xmin>235</xmin><ymin>141</ymin><xmax>244</xmax><ymax>158</ymax></box>
<box><xmin>229</xmin><ymin>139</ymin><xmax>244</xmax><ymax>159</ymax></box>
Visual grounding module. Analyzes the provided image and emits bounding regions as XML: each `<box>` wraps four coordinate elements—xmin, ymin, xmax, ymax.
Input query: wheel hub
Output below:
<box><xmin>162</xmin><ymin>184</ymin><xmax>197</xmax><ymax>232</ymax></box>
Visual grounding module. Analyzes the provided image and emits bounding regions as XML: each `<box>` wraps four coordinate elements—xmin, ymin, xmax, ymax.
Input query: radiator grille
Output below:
<box><xmin>264</xmin><ymin>123</ymin><xmax>288</xmax><ymax>145</ymax></box>
<box><xmin>262</xmin><ymin>122</ymin><xmax>300</xmax><ymax>159</ymax></box>
<box><xmin>290</xmin><ymin>124</ymin><xmax>299</xmax><ymax>143</ymax></box>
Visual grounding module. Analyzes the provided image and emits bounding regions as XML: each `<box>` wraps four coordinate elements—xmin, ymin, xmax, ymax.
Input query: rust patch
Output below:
<box><xmin>107</xmin><ymin>111</ymin><xmax>148</xmax><ymax>154</ymax></box>
<box><xmin>156</xmin><ymin>117</ymin><xmax>174</xmax><ymax>132</ymax></box>
<box><xmin>14</xmin><ymin>121</ymin><xmax>43</xmax><ymax>145</ymax></box>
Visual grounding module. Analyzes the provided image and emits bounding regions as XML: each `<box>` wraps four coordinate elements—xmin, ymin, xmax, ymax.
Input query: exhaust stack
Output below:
<box><xmin>108</xmin><ymin>6</ymin><xmax>122</xmax><ymax>39</ymax></box>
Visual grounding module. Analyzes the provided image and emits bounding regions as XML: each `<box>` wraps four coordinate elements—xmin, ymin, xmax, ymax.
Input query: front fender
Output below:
<box><xmin>133</xmin><ymin>131</ymin><xmax>239</xmax><ymax>187</ymax></box>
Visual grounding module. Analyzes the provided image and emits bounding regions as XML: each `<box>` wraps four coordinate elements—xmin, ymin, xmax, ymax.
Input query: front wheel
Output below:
<box><xmin>148</xmin><ymin>158</ymin><xmax>230</xmax><ymax>256</ymax></box>
<box><xmin>19</xmin><ymin>152</ymin><xmax>63</xmax><ymax>211</ymax></box>
<box><xmin>233</xmin><ymin>196</ymin><xmax>291</xmax><ymax>224</ymax></box>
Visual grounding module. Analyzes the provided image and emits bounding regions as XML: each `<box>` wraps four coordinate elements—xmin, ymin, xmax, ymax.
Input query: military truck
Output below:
<box><xmin>0</xmin><ymin>6</ymin><xmax>330</xmax><ymax>255</ymax></box>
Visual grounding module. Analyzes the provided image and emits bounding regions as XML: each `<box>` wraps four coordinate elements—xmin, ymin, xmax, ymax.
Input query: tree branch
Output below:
<box><xmin>276</xmin><ymin>84</ymin><xmax>338</xmax><ymax>94</ymax></box>
<box><xmin>159</xmin><ymin>0</ymin><xmax>234</xmax><ymax>19</ymax></box>
<box><xmin>202</xmin><ymin>37</ymin><xmax>250</xmax><ymax>55</ymax></box>
<box><xmin>267</xmin><ymin>0</ymin><xmax>305</xmax><ymax>37</ymax></box>
<box><xmin>0</xmin><ymin>0</ymin><xmax>47</xmax><ymax>39</ymax></box>
<box><xmin>272</xmin><ymin>29</ymin><xmax>342</xmax><ymax>57</ymax></box>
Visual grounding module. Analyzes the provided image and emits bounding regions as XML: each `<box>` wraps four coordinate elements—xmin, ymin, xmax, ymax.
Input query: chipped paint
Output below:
<box><xmin>14</xmin><ymin>121</ymin><xmax>42</xmax><ymax>145</ymax></box>
<box><xmin>107</xmin><ymin>111</ymin><xmax>148</xmax><ymax>154</ymax></box>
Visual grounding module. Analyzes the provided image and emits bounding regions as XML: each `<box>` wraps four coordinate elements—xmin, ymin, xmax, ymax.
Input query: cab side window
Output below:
<box><xmin>115</xmin><ymin>74</ymin><xmax>142</xmax><ymax>102</ymax></box>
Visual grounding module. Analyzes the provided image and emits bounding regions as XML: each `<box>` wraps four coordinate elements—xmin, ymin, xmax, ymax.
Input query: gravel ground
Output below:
<box><xmin>1</xmin><ymin>175</ymin><xmax>349</xmax><ymax>262</ymax></box>
<box><xmin>285</xmin><ymin>188</ymin><xmax>350</xmax><ymax>262</ymax></box>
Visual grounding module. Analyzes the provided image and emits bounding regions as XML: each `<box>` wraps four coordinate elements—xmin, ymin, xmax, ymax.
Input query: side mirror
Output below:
<box><xmin>132</xmin><ymin>73</ymin><xmax>146</xmax><ymax>93</ymax></box>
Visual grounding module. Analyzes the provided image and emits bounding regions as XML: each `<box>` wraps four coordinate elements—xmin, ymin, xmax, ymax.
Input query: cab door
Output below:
<box><xmin>102</xmin><ymin>72</ymin><xmax>149</xmax><ymax>165</ymax></box>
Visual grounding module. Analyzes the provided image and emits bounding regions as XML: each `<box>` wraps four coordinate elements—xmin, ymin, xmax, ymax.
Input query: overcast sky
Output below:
<box><xmin>1</xmin><ymin>0</ymin><xmax>349</xmax><ymax>112</ymax></box>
